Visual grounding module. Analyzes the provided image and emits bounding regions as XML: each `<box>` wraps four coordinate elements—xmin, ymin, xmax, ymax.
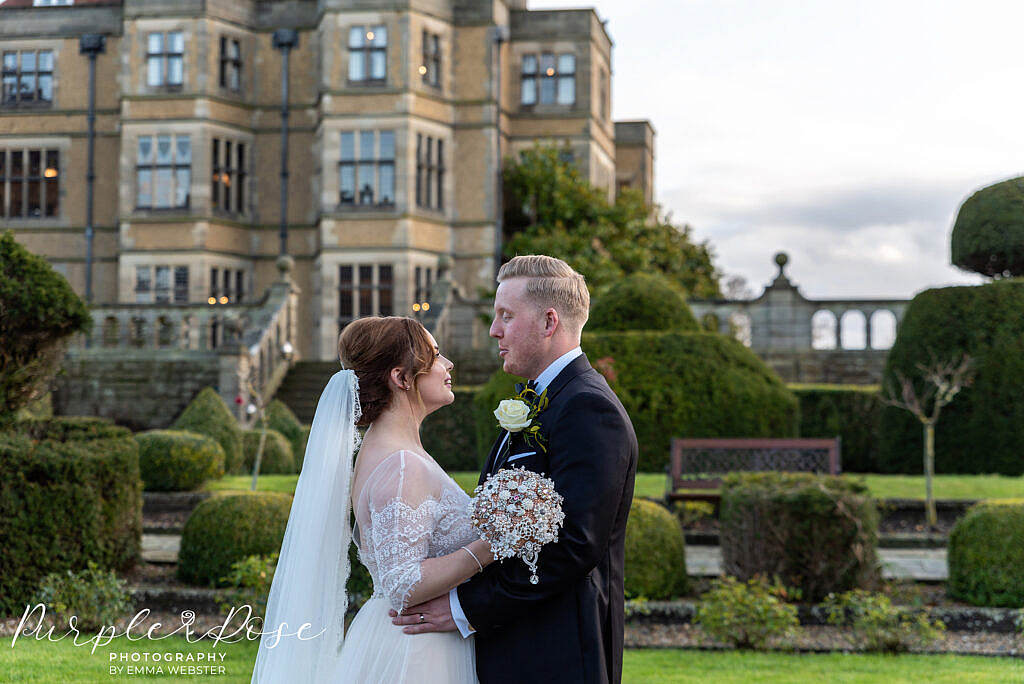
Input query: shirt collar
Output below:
<box><xmin>533</xmin><ymin>346</ymin><xmax>583</xmax><ymax>394</ymax></box>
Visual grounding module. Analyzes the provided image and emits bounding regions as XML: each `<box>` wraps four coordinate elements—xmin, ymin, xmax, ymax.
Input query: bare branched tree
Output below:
<box><xmin>879</xmin><ymin>352</ymin><xmax>975</xmax><ymax>529</ymax></box>
<box><xmin>239</xmin><ymin>362</ymin><xmax>270</xmax><ymax>492</ymax></box>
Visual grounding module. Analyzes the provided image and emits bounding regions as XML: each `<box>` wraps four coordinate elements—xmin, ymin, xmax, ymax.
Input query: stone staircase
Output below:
<box><xmin>272</xmin><ymin>360</ymin><xmax>341</xmax><ymax>423</ymax></box>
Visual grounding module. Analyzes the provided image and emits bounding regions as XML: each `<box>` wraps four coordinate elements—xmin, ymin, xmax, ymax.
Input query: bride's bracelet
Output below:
<box><xmin>461</xmin><ymin>545</ymin><xmax>483</xmax><ymax>573</ymax></box>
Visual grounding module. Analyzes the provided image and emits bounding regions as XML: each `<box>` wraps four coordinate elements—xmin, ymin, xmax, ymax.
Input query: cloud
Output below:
<box><xmin>660</xmin><ymin>180</ymin><xmax>987</xmax><ymax>299</ymax></box>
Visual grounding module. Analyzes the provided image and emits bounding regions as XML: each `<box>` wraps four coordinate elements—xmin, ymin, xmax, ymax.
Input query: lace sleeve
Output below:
<box><xmin>364</xmin><ymin>451</ymin><xmax>441</xmax><ymax>613</ymax></box>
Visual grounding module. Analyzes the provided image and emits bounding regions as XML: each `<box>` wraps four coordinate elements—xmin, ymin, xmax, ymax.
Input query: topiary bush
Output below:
<box><xmin>135</xmin><ymin>429</ymin><xmax>225</xmax><ymax>491</ymax></box>
<box><xmin>877</xmin><ymin>280</ymin><xmax>1024</xmax><ymax>475</ymax></box>
<box><xmin>177</xmin><ymin>493</ymin><xmax>292</xmax><ymax>587</ymax></box>
<box><xmin>950</xmin><ymin>177</ymin><xmax>1024</xmax><ymax>277</ymax></box>
<box><xmin>791</xmin><ymin>384</ymin><xmax>882</xmax><ymax>473</ymax></box>
<box><xmin>172</xmin><ymin>387</ymin><xmax>243</xmax><ymax>475</ymax></box>
<box><xmin>588</xmin><ymin>272</ymin><xmax>699</xmax><ymax>333</ymax></box>
<box><xmin>0</xmin><ymin>231</ymin><xmax>92</xmax><ymax>418</ymax></box>
<box><xmin>720</xmin><ymin>472</ymin><xmax>879</xmax><ymax>603</ymax></box>
<box><xmin>241</xmin><ymin>428</ymin><xmax>295</xmax><ymax>475</ymax></box>
<box><xmin>11</xmin><ymin>416</ymin><xmax>130</xmax><ymax>443</ymax></box>
<box><xmin>421</xmin><ymin>387</ymin><xmax>481</xmax><ymax>471</ymax></box>
<box><xmin>0</xmin><ymin>431</ymin><xmax>142</xmax><ymax>616</ymax></box>
<box><xmin>624</xmin><ymin>499</ymin><xmax>688</xmax><ymax>599</ymax></box>
<box><xmin>476</xmin><ymin>331</ymin><xmax>799</xmax><ymax>473</ymax></box>
<box><xmin>947</xmin><ymin>501</ymin><xmax>1024</xmax><ymax>607</ymax></box>
<box><xmin>265</xmin><ymin>400</ymin><xmax>307</xmax><ymax>470</ymax></box>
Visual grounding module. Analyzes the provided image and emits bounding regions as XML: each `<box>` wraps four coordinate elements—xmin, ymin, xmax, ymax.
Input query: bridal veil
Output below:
<box><xmin>250</xmin><ymin>369</ymin><xmax>361</xmax><ymax>683</ymax></box>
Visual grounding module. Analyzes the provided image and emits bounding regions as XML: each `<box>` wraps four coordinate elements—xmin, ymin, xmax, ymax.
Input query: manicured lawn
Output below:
<box><xmin>622</xmin><ymin>650</ymin><xmax>1024</xmax><ymax>683</ymax></box>
<box><xmin>2</xmin><ymin>636</ymin><xmax>1021</xmax><ymax>683</ymax></box>
<box><xmin>206</xmin><ymin>472</ymin><xmax>1024</xmax><ymax>502</ymax></box>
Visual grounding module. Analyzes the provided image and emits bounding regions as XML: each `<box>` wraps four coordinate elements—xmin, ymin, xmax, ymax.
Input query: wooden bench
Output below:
<box><xmin>666</xmin><ymin>437</ymin><xmax>842</xmax><ymax>504</ymax></box>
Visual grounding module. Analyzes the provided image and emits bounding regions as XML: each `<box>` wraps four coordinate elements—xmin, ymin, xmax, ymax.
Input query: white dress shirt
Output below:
<box><xmin>449</xmin><ymin>346</ymin><xmax>584</xmax><ymax>637</ymax></box>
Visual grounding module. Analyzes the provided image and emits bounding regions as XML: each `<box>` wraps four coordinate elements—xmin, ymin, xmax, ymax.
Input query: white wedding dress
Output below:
<box><xmin>331</xmin><ymin>449</ymin><xmax>479</xmax><ymax>683</ymax></box>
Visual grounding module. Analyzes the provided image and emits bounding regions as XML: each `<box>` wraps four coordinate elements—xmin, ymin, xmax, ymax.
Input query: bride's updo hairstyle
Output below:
<box><xmin>337</xmin><ymin>316</ymin><xmax>436</xmax><ymax>426</ymax></box>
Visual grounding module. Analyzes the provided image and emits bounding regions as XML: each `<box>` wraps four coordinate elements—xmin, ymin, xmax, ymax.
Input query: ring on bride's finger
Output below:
<box><xmin>418</xmin><ymin>613</ymin><xmax>425</xmax><ymax>623</ymax></box>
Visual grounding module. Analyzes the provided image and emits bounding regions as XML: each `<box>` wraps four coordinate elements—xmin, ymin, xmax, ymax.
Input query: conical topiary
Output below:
<box><xmin>172</xmin><ymin>387</ymin><xmax>243</xmax><ymax>474</ymax></box>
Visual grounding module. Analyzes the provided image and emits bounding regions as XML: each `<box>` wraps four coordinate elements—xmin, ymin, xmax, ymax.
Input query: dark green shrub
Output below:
<box><xmin>265</xmin><ymin>400</ymin><xmax>307</xmax><ymax>470</ymax></box>
<box><xmin>476</xmin><ymin>331</ymin><xmax>799</xmax><ymax>473</ymax></box>
<box><xmin>824</xmin><ymin>589</ymin><xmax>945</xmax><ymax>652</ymax></box>
<box><xmin>0</xmin><ymin>433</ymin><xmax>142</xmax><ymax>616</ymax></box>
<box><xmin>720</xmin><ymin>472</ymin><xmax>879</xmax><ymax>603</ymax></box>
<box><xmin>177</xmin><ymin>493</ymin><xmax>292</xmax><ymax>587</ymax></box>
<box><xmin>878</xmin><ymin>280</ymin><xmax>1024</xmax><ymax>475</ymax></box>
<box><xmin>135</xmin><ymin>429</ymin><xmax>225</xmax><ymax>491</ymax></box>
<box><xmin>33</xmin><ymin>560</ymin><xmax>133</xmax><ymax>631</ymax></box>
<box><xmin>241</xmin><ymin>428</ymin><xmax>295</xmax><ymax>475</ymax></box>
<box><xmin>588</xmin><ymin>272</ymin><xmax>699</xmax><ymax>332</ymax></box>
<box><xmin>948</xmin><ymin>501</ymin><xmax>1024</xmax><ymax>607</ymax></box>
<box><xmin>10</xmin><ymin>416</ymin><xmax>130</xmax><ymax>442</ymax></box>
<box><xmin>694</xmin><ymin>576</ymin><xmax>799</xmax><ymax>650</ymax></box>
<box><xmin>421</xmin><ymin>386</ymin><xmax>480</xmax><ymax>471</ymax></box>
<box><xmin>624</xmin><ymin>499</ymin><xmax>688</xmax><ymax>599</ymax></box>
<box><xmin>172</xmin><ymin>387</ymin><xmax>243</xmax><ymax>474</ymax></box>
<box><xmin>0</xmin><ymin>230</ymin><xmax>92</xmax><ymax>417</ymax></box>
<box><xmin>950</xmin><ymin>177</ymin><xmax>1024</xmax><ymax>277</ymax></box>
<box><xmin>790</xmin><ymin>384</ymin><xmax>882</xmax><ymax>472</ymax></box>
<box><xmin>348</xmin><ymin>543</ymin><xmax>373</xmax><ymax>608</ymax></box>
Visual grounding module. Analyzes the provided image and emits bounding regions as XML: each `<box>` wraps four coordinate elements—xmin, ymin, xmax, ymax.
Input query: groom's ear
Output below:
<box><xmin>543</xmin><ymin>308</ymin><xmax>559</xmax><ymax>336</ymax></box>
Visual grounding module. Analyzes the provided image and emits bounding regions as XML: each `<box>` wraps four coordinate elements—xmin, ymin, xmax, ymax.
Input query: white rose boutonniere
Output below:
<box><xmin>494</xmin><ymin>399</ymin><xmax>533</xmax><ymax>433</ymax></box>
<box><xmin>493</xmin><ymin>385</ymin><xmax>549</xmax><ymax>455</ymax></box>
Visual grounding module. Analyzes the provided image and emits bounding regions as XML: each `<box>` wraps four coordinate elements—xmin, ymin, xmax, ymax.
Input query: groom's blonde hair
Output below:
<box><xmin>497</xmin><ymin>255</ymin><xmax>590</xmax><ymax>337</ymax></box>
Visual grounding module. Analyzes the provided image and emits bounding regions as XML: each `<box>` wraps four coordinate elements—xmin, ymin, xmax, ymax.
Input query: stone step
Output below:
<box><xmin>686</xmin><ymin>545</ymin><xmax>949</xmax><ymax>581</ymax></box>
<box><xmin>128</xmin><ymin>584</ymin><xmax>227</xmax><ymax>615</ymax></box>
<box><xmin>685</xmin><ymin>531</ymin><xmax>948</xmax><ymax>549</ymax></box>
<box><xmin>141</xmin><ymin>534</ymin><xmax>949</xmax><ymax>582</ymax></box>
<box><xmin>141</xmin><ymin>534</ymin><xmax>180</xmax><ymax>564</ymax></box>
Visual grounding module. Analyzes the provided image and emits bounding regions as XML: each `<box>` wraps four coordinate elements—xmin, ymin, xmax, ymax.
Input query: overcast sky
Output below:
<box><xmin>527</xmin><ymin>0</ymin><xmax>1020</xmax><ymax>298</ymax></box>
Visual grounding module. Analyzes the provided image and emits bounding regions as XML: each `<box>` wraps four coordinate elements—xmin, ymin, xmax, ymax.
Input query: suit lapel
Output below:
<box><xmin>481</xmin><ymin>430</ymin><xmax>508</xmax><ymax>483</ymax></box>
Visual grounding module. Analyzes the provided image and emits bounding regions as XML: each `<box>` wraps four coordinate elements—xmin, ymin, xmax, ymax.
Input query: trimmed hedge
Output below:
<box><xmin>625</xmin><ymin>499</ymin><xmax>688</xmax><ymax>599</ymax></box>
<box><xmin>241</xmin><ymin>428</ymin><xmax>295</xmax><ymax>475</ymax></box>
<box><xmin>948</xmin><ymin>501</ymin><xmax>1024</xmax><ymax>607</ymax></box>
<box><xmin>12</xmin><ymin>416</ymin><xmax>131</xmax><ymax>443</ymax></box>
<box><xmin>790</xmin><ymin>384</ymin><xmax>882</xmax><ymax>473</ymax></box>
<box><xmin>421</xmin><ymin>387</ymin><xmax>481</xmax><ymax>471</ymax></box>
<box><xmin>135</xmin><ymin>429</ymin><xmax>225</xmax><ymax>491</ymax></box>
<box><xmin>177</xmin><ymin>493</ymin><xmax>292</xmax><ymax>587</ymax></box>
<box><xmin>172</xmin><ymin>387</ymin><xmax>244</xmax><ymax>475</ymax></box>
<box><xmin>588</xmin><ymin>272</ymin><xmax>699</xmax><ymax>332</ymax></box>
<box><xmin>0</xmin><ymin>431</ymin><xmax>142</xmax><ymax>616</ymax></box>
<box><xmin>0</xmin><ymin>230</ymin><xmax>92</xmax><ymax>417</ymax></box>
<box><xmin>476</xmin><ymin>331</ymin><xmax>799</xmax><ymax>473</ymax></box>
<box><xmin>265</xmin><ymin>401</ymin><xmax>308</xmax><ymax>471</ymax></box>
<box><xmin>878</xmin><ymin>280</ymin><xmax>1024</xmax><ymax>475</ymax></box>
<box><xmin>950</xmin><ymin>177</ymin><xmax>1024</xmax><ymax>277</ymax></box>
<box><xmin>719</xmin><ymin>472</ymin><xmax>879</xmax><ymax>603</ymax></box>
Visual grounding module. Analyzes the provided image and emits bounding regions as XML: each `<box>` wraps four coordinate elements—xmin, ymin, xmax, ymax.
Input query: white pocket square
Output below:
<box><xmin>506</xmin><ymin>451</ymin><xmax>536</xmax><ymax>462</ymax></box>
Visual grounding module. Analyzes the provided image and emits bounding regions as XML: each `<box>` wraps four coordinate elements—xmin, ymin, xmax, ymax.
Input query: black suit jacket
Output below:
<box><xmin>458</xmin><ymin>353</ymin><xmax>638</xmax><ymax>684</ymax></box>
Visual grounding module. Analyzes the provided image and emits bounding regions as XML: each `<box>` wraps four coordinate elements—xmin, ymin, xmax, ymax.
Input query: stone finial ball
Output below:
<box><xmin>774</xmin><ymin>252</ymin><xmax>789</xmax><ymax>268</ymax></box>
<box><xmin>276</xmin><ymin>254</ymin><xmax>295</xmax><ymax>275</ymax></box>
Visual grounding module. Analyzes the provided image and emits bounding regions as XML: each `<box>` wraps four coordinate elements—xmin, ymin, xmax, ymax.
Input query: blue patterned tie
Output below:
<box><xmin>515</xmin><ymin>380</ymin><xmax>538</xmax><ymax>395</ymax></box>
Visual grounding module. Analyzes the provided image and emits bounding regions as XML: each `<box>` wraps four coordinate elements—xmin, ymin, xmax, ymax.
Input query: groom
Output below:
<box><xmin>391</xmin><ymin>255</ymin><xmax>639</xmax><ymax>684</ymax></box>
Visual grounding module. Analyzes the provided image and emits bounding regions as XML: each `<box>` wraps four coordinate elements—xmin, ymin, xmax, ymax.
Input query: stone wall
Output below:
<box><xmin>53</xmin><ymin>353</ymin><xmax>222</xmax><ymax>431</ymax></box>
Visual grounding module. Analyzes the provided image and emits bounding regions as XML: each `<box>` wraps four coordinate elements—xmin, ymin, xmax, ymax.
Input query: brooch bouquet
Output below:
<box><xmin>469</xmin><ymin>466</ymin><xmax>565</xmax><ymax>584</ymax></box>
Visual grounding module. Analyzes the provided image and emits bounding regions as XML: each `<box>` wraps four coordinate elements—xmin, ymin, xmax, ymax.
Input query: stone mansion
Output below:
<box><xmin>0</xmin><ymin>0</ymin><xmax>655</xmax><ymax>362</ymax></box>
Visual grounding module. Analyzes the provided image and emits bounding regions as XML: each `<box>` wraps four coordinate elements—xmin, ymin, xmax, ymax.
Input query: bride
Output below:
<box><xmin>250</xmin><ymin>316</ymin><xmax>494</xmax><ymax>683</ymax></box>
